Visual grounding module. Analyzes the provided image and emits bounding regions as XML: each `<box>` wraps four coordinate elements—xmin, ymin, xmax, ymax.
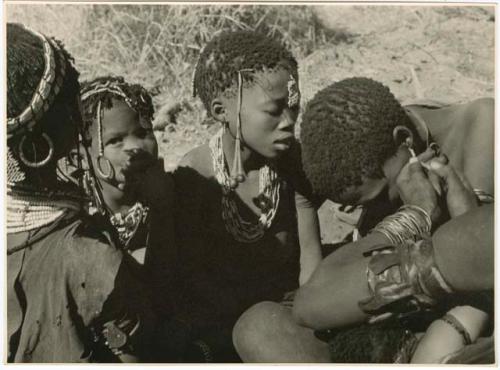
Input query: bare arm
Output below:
<box><xmin>293</xmin><ymin>231</ymin><xmax>390</xmax><ymax>330</ymax></box>
<box><xmin>295</xmin><ymin>192</ymin><xmax>322</xmax><ymax>285</ymax></box>
<box><xmin>293</xmin><ymin>204</ymin><xmax>493</xmax><ymax>331</ymax></box>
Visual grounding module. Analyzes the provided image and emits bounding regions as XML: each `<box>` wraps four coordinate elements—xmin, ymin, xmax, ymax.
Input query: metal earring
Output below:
<box><xmin>18</xmin><ymin>132</ymin><xmax>54</xmax><ymax>168</ymax></box>
<box><xmin>230</xmin><ymin>70</ymin><xmax>246</xmax><ymax>189</ymax></box>
<box><xmin>95</xmin><ymin>99</ymin><xmax>114</xmax><ymax>180</ymax></box>
<box><xmin>96</xmin><ymin>154</ymin><xmax>114</xmax><ymax>180</ymax></box>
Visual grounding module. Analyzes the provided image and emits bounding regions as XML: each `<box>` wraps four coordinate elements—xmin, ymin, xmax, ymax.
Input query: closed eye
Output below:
<box><xmin>106</xmin><ymin>136</ymin><xmax>123</xmax><ymax>146</ymax></box>
<box><xmin>135</xmin><ymin>127</ymin><xmax>152</xmax><ymax>139</ymax></box>
<box><xmin>265</xmin><ymin>108</ymin><xmax>282</xmax><ymax>117</ymax></box>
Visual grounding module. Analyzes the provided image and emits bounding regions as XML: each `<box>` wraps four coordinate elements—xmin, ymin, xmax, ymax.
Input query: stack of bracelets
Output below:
<box><xmin>370</xmin><ymin>204</ymin><xmax>432</xmax><ymax>245</ymax></box>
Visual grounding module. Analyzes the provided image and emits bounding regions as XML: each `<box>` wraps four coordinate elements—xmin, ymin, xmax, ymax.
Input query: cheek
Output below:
<box><xmin>102</xmin><ymin>146</ymin><xmax>124</xmax><ymax>167</ymax></box>
<box><xmin>242</xmin><ymin>112</ymin><xmax>276</xmax><ymax>138</ymax></box>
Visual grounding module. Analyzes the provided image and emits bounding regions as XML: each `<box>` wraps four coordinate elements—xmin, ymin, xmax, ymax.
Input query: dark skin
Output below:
<box><xmin>232</xmin><ymin>97</ymin><xmax>494</xmax><ymax>363</ymax></box>
<box><xmin>293</xmin><ymin>153</ymin><xmax>488</xmax><ymax>330</ymax></box>
<box><xmin>172</xmin><ymin>67</ymin><xmax>322</xmax><ymax>361</ymax></box>
<box><xmin>178</xmin><ymin>66</ymin><xmax>321</xmax><ymax>287</ymax></box>
<box><xmin>232</xmin><ymin>158</ymin><xmax>493</xmax><ymax>362</ymax></box>
<box><xmin>337</xmin><ymin>98</ymin><xmax>494</xmax><ymax>211</ymax></box>
<box><xmin>292</xmin><ymin>99</ymin><xmax>494</xmax><ymax>330</ymax></box>
<box><xmin>86</xmin><ymin>99</ymin><xmax>161</xmax><ymax>214</ymax></box>
<box><xmin>81</xmin><ymin>98</ymin><xmax>176</xmax><ymax>276</ymax></box>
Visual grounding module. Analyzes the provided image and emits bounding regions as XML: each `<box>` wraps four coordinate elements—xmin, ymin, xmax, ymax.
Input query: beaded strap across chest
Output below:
<box><xmin>209</xmin><ymin>129</ymin><xmax>281</xmax><ymax>243</ymax></box>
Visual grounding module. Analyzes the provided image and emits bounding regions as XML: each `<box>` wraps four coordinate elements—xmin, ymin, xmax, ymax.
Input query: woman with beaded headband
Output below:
<box><xmin>232</xmin><ymin>78</ymin><xmax>493</xmax><ymax>363</ymax></box>
<box><xmin>76</xmin><ymin>76</ymin><xmax>178</xmax><ymax>356</ymax></box>
<box><xmin>173</xmin><ymin>30</ymin><xmax>322</xmax><ymax>361</ymax></box>
<box><xmin>7</xmin><ymin>23</ymin><xmax>156</xmax><ymax>363</ymax></box>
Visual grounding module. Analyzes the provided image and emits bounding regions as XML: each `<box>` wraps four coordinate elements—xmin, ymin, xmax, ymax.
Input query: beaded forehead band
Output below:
<box><xmin>7</xmin><ymin>25</ymin><xmax>67</xmax><ymax>140</ymax></box>
<box><xmin>81</xmin><ymin>82</ymin><xmax>132</xmax><ymax>107</ymax></box>
<box><xmin>81</xmin><ymin>80</ymin><xmax>153</xmax><ymax>181</ymax></box>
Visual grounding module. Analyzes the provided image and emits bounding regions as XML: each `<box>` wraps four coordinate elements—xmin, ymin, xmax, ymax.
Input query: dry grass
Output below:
<box><xmin>7</xmin><ymin>4</ymin><xmax>494</xmax><ymax>243</ymax></box>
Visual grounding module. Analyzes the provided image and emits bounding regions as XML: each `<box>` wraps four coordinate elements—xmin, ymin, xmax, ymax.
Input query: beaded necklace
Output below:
<box><xmin>209</xmin><ymin>128</ymin><xmax>281</xmax><ymax>243</ymax></box>
<box><xmin>7</xmin><ymin>185</ymin><xmax>81</xmax><ymax>234</ymax></box>
<box><xmin>109</xmin><ymin>202</ymin><xmax>150</xmax><ymax>247</ymax></box>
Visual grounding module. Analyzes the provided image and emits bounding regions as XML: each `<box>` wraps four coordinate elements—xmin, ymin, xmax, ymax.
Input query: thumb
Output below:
<box><xmin>429</xmin><ymin>160</ymin><xmax>469</xmax><ymax>197</ymax></box>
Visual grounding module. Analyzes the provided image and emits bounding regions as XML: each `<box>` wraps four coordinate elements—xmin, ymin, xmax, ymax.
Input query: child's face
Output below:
<box><xmin>222</xmin><ymin>67</ymin><xmax>299</xmax><ymax>159</ymax></box>
<box><xmin>90</xmin><ymin>99</ymin><xmax>158</xmax><ymax>186</ymax></box>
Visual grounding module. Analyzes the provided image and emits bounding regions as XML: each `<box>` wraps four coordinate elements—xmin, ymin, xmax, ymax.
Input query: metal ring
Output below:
<box><xmin>18</xmin><ymin>132</ymin><xmax>54</xmax><ymax>168</ymax></box>
<box><xmin>96</xmin><ymin>154</ymin><xmax>114</xmax><ymax>180</ymax></box>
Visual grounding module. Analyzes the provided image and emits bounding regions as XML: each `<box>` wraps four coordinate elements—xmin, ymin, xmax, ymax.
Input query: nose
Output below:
<box><xmin>277</xmin><ymin>109</ymin><xmax>297</xmax><ymax>131</ymax></box>
<box><xmin>123</xmin><ymin>137</ymin><xmax>147</xmax><ymax>156</ymax></box>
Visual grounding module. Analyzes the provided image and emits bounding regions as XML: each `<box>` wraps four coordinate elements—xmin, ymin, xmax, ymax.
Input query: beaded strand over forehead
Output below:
<box><xmin>81</xmin><ymin>77</ymin><xmax>154</xmax><ymax>129</ymax></box>
<box><xmin>80</xmin><ymin>77</ymin><xmax>155</xmax><ymax>147</ymax></box>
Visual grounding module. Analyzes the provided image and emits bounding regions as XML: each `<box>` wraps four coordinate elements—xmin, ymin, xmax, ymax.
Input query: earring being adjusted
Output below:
<box><xmin>18</xmin><ymin>132</ymin><xmax>54</xmax><ymax>168</ymax></box>
<box><xmin>94</xmin><ymin>100</ymin><xmax>114</xmax><ymax>180</ymax></box>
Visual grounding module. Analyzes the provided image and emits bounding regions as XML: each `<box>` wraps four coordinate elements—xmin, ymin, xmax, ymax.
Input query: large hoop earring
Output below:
<box><xmin>18</xmin><ymin>132</ymin><xmax>54</xmax><ymax>168</ymax></box>
<box><xmin>96</xmin><ymin>154</ymin><xmax>114</xmax><ymax>180</ymax></box>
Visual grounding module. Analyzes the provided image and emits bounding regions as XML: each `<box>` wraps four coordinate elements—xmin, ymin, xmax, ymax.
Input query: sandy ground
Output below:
<box><xmin>7</xmin><ymin>4</ymin><xmax>495</xmax><ymax>243</ymax></box>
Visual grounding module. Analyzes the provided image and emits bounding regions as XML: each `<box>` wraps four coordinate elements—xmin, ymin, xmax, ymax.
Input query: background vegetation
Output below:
<box><xmin>7</xmin><ymin>3</ymin><xmax>494</xmax><ymax>242</ymax></box>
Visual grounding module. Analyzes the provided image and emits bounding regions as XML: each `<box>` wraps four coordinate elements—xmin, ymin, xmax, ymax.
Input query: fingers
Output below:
<box><xmin>416</xmin><ymin>146</ymin><xmax>437</xmax><ymax>163</ymax></box>
<box><xmin>429</xmin><ymin>160</ymin><xmax>475</xmax><ymax>201</ymax></box>
<box><xmin>427</xmin><ymin>170</ymin><xmax>443</xmax><ymax>197</ymax></box>
<box><xmin>406</xmin><ymin>159</ymin><xmax>428</xmax><ymax>179</ymax></box>
<box><xmin>429</xmin><ymin>160</ymin><xmax>461</xmax><ymax>187</ymax></box>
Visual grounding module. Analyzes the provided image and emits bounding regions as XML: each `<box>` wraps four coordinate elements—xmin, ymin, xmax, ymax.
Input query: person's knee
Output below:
<box><xmin>233</xmin><ymin>301</ymin><xmax>286</xmax><ymax>355</ymax></box>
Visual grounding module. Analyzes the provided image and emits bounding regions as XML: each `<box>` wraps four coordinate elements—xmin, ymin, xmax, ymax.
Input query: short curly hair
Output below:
<box><xmin>192</xmin><ymin>30</ymin><xmax>298</xmax><ymax>115</ymax></box>
<box><xmin>300</xmin><ymin>77</ymin><xmax>415</xmax><ymax>203</ymax></box>
<box><xmin>80</xmin><ymin>76</ymin><xmax>154</xmax><ymax>144</ymax></box>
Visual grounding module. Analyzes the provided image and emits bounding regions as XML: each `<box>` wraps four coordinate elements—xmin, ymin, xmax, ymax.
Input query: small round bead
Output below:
<box><xmin>229</xmin><ymin>178</ymin><xmax>239</xmax><ymax>189</ymax></box>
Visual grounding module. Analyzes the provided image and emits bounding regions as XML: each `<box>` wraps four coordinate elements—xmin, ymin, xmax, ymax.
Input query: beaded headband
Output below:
<box><xmin>7</xmin><ymin>25</ymin><xmax>67</xmax><ymax>140</ymax></box>
<box><xmin>81</xmin><ymin>83</ymin><xmax>131</xmax><ymax>106</ymax></box>
<box><xmin>81</xmin><ymin>80</ymin><xmax>152</xmax><ymax>120</ymax></box>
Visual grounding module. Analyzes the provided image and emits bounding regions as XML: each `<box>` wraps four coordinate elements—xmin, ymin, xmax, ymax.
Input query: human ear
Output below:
<box><xmin>393</xmin><ymin>125</ymin><xmax>414</xmax><ymax>149</ymax></box>
<box><xmin>210</xmin><ymin>98</ymin><xmax>227</xmax><ymax>123</ymax></box>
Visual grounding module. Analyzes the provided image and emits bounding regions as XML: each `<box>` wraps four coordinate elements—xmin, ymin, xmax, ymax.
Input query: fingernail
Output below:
<box><xmin>430</xmin><ymin>161</ymin><xmax>442</xmax><ymax>170</ymax></box>
<box><xmin>409</xmin><ymin>157</ymin><xmax>419</xmax><ymax>164</ymax></box>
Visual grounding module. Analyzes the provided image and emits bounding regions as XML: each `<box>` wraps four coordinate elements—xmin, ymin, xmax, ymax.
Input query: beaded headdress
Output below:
<box><xmin>7</xmin><ymin>24</ymin><xmax>70</xmax><ymax>186</ymax></box>
<box><xmin>6</xmin><ymin>24</ymin><xmax>82</xmax><ymax>236</ymax></box>
<box><xmin>7</xmin><ymin>24</ymin><xmax>67</xmax><ymax>141</ymax></box>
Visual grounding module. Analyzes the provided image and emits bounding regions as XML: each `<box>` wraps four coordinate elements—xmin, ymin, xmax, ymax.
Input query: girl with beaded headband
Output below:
<box><xmin>77</xmin><ymin>76</ymin><xmax>178</xmax><ymax>357</ymax></box>
<box><xmin>7</xmin><ymin>23</ymin><xmax>157</xmax><ymax>363</ymax></box>
<box><xmin>173</xmin><ymin>30</ymin><xmax>322</xmax><ymax>361</ymax></box>
<box><xmin>77</xmin><ymin>75</ymin><xmax>177</xmax><ymax>257</ymax></box>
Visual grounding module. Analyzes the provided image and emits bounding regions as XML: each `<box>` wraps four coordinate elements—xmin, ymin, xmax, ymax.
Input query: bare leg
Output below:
<box><xmin>232</xmin><ymin>301</ymin><xmax>330</xmax><ymax>363</ymax></box>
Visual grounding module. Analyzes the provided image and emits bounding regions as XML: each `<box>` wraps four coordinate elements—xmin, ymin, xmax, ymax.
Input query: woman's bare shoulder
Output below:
<box><xmin>177</xmin><ymin>143</ymin><xmax>213</xmax><ymax>176</ymax></box>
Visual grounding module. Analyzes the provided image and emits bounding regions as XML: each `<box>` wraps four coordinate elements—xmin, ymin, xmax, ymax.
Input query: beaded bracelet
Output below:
<box><xmin>439</xmin><ymin>313</ymin><xmax>473</xmax><ymax>346</ymax></box>
<box><xmin>371</xmin><ymin>204</ymin><xmax>432</xmax><ymax>245</ymax></box>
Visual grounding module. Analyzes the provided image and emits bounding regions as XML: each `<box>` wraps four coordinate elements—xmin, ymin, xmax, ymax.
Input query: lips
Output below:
<box><xmin>274</xmin><ymin>135</ymin><xmax>295</xmax><ymax>146</ymax></box>
<box><xmin>274</xmin><ymin>136</ymin><xmax>295</xmax><ymax>149</ymax></box>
